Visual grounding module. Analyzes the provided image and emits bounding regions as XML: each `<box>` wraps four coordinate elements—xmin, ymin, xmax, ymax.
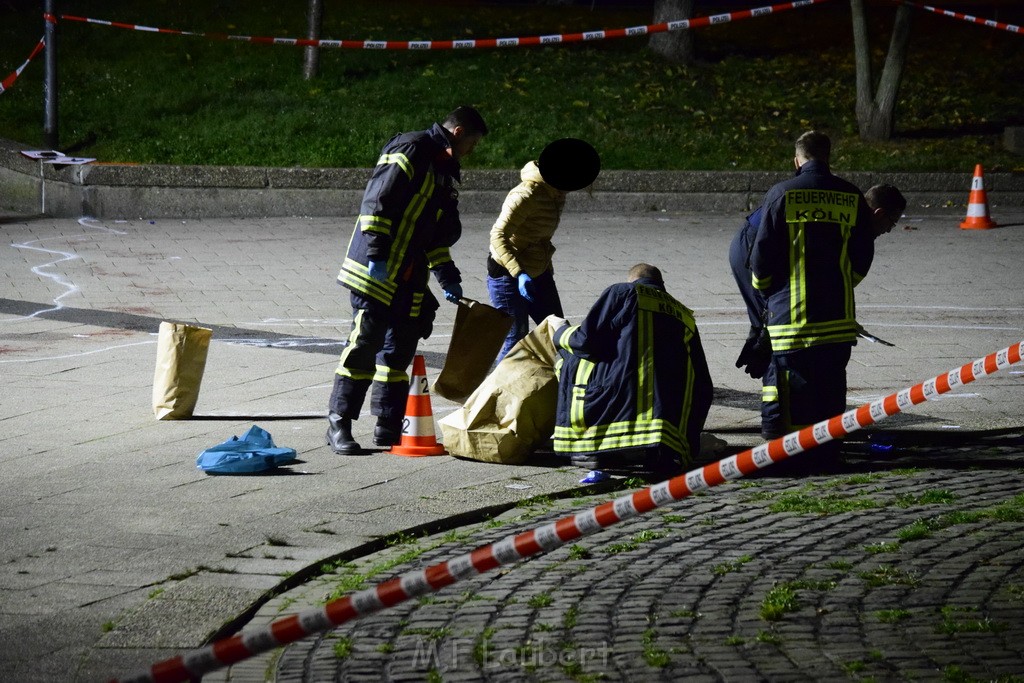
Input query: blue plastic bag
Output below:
<box><xmin>196</xmin><ymin>425</ymin><xmax>297</xmax><ymax>474</ymax></box>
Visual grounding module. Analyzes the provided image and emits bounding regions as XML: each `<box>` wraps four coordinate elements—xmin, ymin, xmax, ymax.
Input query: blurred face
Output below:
<box><xmin>871</xmin><ymin>206</ymin><xmax>901</xmax><ymax>238</ymax></box>
<box><xmin>449</xmin><ymin>127</ymin><xmax>483</xmax><ymax>161</ymax></box>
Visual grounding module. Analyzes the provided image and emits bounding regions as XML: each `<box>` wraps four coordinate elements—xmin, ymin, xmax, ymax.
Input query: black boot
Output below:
<box><xmin>373</xmin><ymin>417</ymin><xmax>402</xmax><ymax>448</ymax></box>
<box><xmin>326</xmin><ymin>413</ymin><xmax>361</xmax><ymax>455</ymax></box>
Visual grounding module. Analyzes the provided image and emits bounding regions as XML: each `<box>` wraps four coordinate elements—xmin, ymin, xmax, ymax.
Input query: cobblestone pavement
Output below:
<box><xmin>220</xmin><ymin>431</ymin><xmax>1024</xmax><ymax>683</ymax></box>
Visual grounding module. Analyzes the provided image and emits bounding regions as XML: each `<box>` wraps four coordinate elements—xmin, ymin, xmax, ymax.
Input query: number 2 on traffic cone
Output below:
<box><xmin>390</xmin><ymin>355</ymin><xmax>447</xmax><ymax>457</ymax></box>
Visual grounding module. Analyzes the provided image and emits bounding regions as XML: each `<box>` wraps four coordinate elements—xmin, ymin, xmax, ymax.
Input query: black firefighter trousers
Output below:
<box><xmin>328</xmin><ymin>301</ymin><xmax>425</xmax><ymax>428</ymax></box>
<box><xmin>763</xmin><ymin>342</ymin><xmax>852</xmax><ymax>438</ymax></box>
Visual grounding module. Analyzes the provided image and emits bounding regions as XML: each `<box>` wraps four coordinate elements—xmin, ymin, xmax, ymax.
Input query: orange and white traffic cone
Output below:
<box><xmin>390</xmin><ymin>354</ymin><xmax>447</xmax><ymax>457</ymax></box>
<box><xmin>960</xmin><ymin>164</ymin><xmax>998</xmax><ymax>230</ymax></box>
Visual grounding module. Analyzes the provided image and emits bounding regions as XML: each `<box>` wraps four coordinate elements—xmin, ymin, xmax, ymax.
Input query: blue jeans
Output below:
<box><xmin>487</xmin><ymin>269</ymin><xmax>563</xmax><ymax>362</ymax></box>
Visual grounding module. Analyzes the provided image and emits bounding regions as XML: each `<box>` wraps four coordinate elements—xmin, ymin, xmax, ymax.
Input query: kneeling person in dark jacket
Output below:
<box><xmin>552</xmin><ymin>263</ymin><xmax>714</xmax><ymax>475</ymax></box>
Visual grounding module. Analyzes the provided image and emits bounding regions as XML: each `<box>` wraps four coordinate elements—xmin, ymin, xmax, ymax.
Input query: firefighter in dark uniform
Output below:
<box><xmin>551</xmin><ymin>263</ymin><xmax>714</xmax><ymax>475</ymax></box>
<box><xmin>729</xmin><ymin>204</ymin><xmax>772</xmax><ymax>378</ymax></box>
<box><xmin>732</xmin><ymin>181</ymin><xmax>907</xmax><ymax>432</ymax></box>
<box><xmin>748</xmin><ymin>131</ymin><xmax>877</xmax><ymax>464</ymax></box>
<box><xmin>327</xmin><ymin>106</ymin><xmax>488</xmax><ymax>455</ymax></box>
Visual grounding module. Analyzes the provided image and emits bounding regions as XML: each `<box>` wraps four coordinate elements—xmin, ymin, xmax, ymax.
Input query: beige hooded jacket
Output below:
<box><xmin>488</xmin><ymin>161</ymin><xmax>566</xmax><ymax>278</ymax></box>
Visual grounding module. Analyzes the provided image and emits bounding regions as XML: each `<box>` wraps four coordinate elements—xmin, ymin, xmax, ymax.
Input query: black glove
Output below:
<box><xmin>736</xmin><ymin>326</ymin><xmax>771</xmax><ymax>379</ymax></box>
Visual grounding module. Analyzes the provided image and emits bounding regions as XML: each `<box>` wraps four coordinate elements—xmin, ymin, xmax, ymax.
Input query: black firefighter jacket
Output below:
<box><xmin>749</xmin><ymin>160</ymin><xmax>875</xmax><ymax>353</ymax></box>
<box><xmin>337</xmin><ymin>123</ymin><xmax>463</xmax><ymax>320</ymax></box>
<box><xmin>551</xmin><ymin>277</ymin><xmax>714</xmax><ymax>464</ymax></box>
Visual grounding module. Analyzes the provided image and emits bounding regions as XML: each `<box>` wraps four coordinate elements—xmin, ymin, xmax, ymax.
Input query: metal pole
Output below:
<box><xmin>43</xmin><ymin>0</ymin><xmax>58</xmax><ymax>148</ymax></box>
<box><xmin>302</xmin><ymin>0</ymin><xmax>324</xmax><ymax>80</ymax></box>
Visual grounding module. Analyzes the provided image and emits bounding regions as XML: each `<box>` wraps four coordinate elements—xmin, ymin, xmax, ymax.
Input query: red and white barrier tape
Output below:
<box><xmin>112</xmin><ymin>339</ymin><xmax>1024</xmax><ymax>683</ymax></box>
<box><xmin>900</xmin><ymin>0</ymin><xmax>1022</xmax><ymax>34</ymax></box>
<box><xmin>63</xmin><ymin>0</ymin><xmax>830</xmax><ymax>51</ymax></box>
<box><xmin>0</xmin><ymin>37</ymin><xmax>45</xmax><ymax>95</ymax></box>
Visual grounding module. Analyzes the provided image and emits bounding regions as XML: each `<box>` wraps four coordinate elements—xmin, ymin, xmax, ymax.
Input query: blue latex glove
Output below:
<box><xmin>443</xmin><ymin>282</ymin><xmax>462</xmax><ymax>304</ymax></box>
<box><xmin>517</xmin><ymin>272</ymin><xmax>534</xmax><ymax>302</ymax></box>
<box><xmin>367</xmin><ymin>260</ymin><xmax>388</xmax><ymax>282</ymax></box>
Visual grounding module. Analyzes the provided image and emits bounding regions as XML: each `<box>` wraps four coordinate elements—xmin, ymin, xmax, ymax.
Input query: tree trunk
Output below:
<box><xmin>850</xmin><ymin>0</ymin><xmax>913</xmax><ymax>141</ymax></box>
<box><xmin>648</xmin><ymin>0</ymin><xmax>696</xmax><ymax>65</ymax></box>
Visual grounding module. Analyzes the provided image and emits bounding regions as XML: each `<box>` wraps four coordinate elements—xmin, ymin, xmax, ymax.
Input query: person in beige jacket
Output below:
<box><xmin>486</xmin><ymin>138</ymin><xmax>601</xmax><ymax>361</ymax></box>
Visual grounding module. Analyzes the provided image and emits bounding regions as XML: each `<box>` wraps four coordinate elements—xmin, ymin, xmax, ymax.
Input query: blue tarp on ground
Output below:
<box><xmin>196</xmin><ymin>425</ymin><xmax>296</xmax><ymax>474</ymax></box>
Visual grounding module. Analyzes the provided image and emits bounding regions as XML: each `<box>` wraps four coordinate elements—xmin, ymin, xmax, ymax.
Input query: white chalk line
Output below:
<box><xmin>857</xmin><ymin>304</ymin><xmax>1024</xmax><ymax>312</ymax></box>
<box><xmin>238</xmin><ymin>318</ymin><xmax>353</xmax><ymax>327</ymax></box>
<box><xmin>0</xmin><ymin>333</ymin><xmax>443</xmax><ymax>364</ymax></box>
<box><xmin>221</xmin><ymin>337</ymin><xmax>344</xmax><ymax>349</ymax></box>
<box><xmin>699</xmin><ymin>320</ymin><xmax>1022</xmax><ymax>332</ymax></box>
<box><xmin>693</xmin><ymin>304</ymin><xmax>1024</xmax><ymax>313</ymax></box>
<box><xmin>233</xmin><ymin>318</ymin><xmax>459</xmax><ymax>346</ymax></box>
<box><xmin>0</xmin><ymin>340</ymin><xmax>156</xmax><ymax>364</ymax></box>
<box><xmin>2</xmin><ymin>335</ymin><xmax>345</xmax><ymax>364</ymax></box>
<box><xmin>3</xmin><ymin>217</ymin><xmax>128</xmax><ymax>323</ymax></box>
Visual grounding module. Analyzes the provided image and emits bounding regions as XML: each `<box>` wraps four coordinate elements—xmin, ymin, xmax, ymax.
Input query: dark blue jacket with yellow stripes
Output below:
<box><xmin>749</xmin><ymin>160</ymin><xmax>874</xmax><ymax>353</ymax></box>
<box><xmin>551</xmin><ymin>277</ymin><xmax>714</xmax><ymax>464</ymax></box>
<box><xmin>337</xmin><ymin>123</ymin><xmax>463</xmax><ymax>318</ymax></box>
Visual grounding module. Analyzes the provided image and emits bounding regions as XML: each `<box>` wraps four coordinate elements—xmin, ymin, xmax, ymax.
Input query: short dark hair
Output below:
<box><xmin>865</xmin><ymin>183</ymin><xmax>907</xmax><ymax>217</ymax></box>
<box><xmin>443</xmin><ymin>105</ymin><xmax>488</xmax><ymax>136</ymax></box>
<box><xmin>795</xmin><ymin>130</ymin><xmax>831</xmax><ymax>162</ymax></box>
<box><xmin>628</xmin><ymin>263</ymin><xmax>663</xmax><ymax>283</ymax></box>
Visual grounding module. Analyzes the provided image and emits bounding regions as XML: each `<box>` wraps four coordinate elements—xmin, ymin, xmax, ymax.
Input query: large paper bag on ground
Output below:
<box><xmin>433</xmin><ymin>299</ymin><xmax>512</xmax><ymax>403</ymax></box>
<box><xmin>152</xmin><ymin>321</ymin><xmax>212</xmax><ymax>419</ymax></box>
<box><xmin>439</xmin><ymin>316</ymin><xmax>560</xmax><ymax>464</ymax></box>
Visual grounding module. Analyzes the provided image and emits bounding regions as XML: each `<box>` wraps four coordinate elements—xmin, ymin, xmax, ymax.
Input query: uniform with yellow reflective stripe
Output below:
<box><xmin>750</xmin><ymin>160</ymin><xmax>874</xmax><ymax>352</ymax></box>
<box><xmin>329</xmin><ymin>122</ymin><xmax>464</xmax><ymax>430</ymax></box>
<box><xmin>337</xmin><ymin>122</ymin><xmax>463</xmax><ymax>317</ymax></box>
<box><xmin>748</xmin><ymin>160</ymin><xmax>874</xmax><ymax>437</ymax></box>
<box><xmin>551</xmin><ymin>277</ymin><xmax>713</xmax><ymax>466</ymax></box>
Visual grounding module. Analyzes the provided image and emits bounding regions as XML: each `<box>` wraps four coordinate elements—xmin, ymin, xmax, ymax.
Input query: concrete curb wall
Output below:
<box><xmin>3</xmin><ymin>137</ymin><xmax>1023</xmax><ymax>218</ymax></box>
